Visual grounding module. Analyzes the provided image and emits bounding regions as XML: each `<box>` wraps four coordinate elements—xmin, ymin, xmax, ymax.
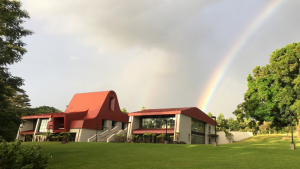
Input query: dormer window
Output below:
<box><xmin>109</xmin><ymin>97</ymin><xmax>115</xmax><ymax>111</ymax></box>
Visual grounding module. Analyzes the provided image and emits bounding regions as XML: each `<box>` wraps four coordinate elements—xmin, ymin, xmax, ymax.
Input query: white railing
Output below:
<box><xmin>87</xmin><ymin>126</ymin><xmax>120</xmax><ymax>142</ymax></box>
<box><xmin>106</xmin><ymin>128</ymin><xmax>128</xmax><ymax>143</ymax></box>
<box><xmin>87</xmin><ymin>130</ymin><xmax>107</xmax><ymax>142</ymax></box>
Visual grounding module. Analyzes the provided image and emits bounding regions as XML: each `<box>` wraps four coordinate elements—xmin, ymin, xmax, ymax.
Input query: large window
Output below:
<box><xmin>140</xmin><ymin>116</ymin><xmax>175</xmax><ymax>129</ymax></box>
<box><xmin>191</xmin><ymin>118</ymin><xmax>205</xmax><ymax>134</ymax></box>
<box><xmin>39</xmin><ymin>119</ymin><xmax>49</xmax><ymax>132</ymax></box>
<box><xmin>191</xmin><ymin>134</ymin><xmax>205</xmax><ymax>144</ymax></box>
<box><xmin>191</xmin><ymin>118</ymin><xmax>205</xmax><ymax>144</ymax></box>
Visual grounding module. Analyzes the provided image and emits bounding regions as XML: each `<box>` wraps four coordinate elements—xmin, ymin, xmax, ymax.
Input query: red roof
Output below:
<box><xmin>65</xmin><ymin>91</ymin><xmax>110</xmax><ymax>119</ymax></box>
<box><xmin>20</xmin><ymin>90</ymin><xmax>129</xmax><ymax>132</ymax></box>
<box><xmin>129</xmin><ymin>107</ymin><xmax>216</xmax><ymax>125</ymax></box>
<box><xmin>22</xmin><ymin>113</ymin><xmax>65</xmax><ymax>119</ymax></box>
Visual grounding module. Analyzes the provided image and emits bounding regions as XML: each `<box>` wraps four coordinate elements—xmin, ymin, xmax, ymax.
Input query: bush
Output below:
<box><xmin>0</xmin><ymin>137</ymin><xmax>50</xmax><ymax>169</ymax></box>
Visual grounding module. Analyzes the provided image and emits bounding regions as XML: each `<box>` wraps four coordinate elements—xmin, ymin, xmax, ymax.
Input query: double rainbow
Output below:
<box><xmin>198</xmin><ymin>0</ymin><xmax>286</xmax><ymax>112</ymax></box>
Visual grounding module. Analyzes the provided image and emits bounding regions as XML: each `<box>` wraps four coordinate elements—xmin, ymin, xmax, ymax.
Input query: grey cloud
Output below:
<box><xmin>15</xmin><ymin>0</ymin><xmax>300</xmax><ymax>119</ymax></box>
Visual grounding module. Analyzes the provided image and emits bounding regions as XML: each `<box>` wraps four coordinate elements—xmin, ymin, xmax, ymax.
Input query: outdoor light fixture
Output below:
<box><xmin>211</xmin><ymin>116</ymin><xmax>217</xmax><ymax>146</ymax></box>
<box><xmin>163</xmin><ymin>120</ymin><xmax>168</xmax><ymax>143</ymax></box>
<box><xmin>289</xmin><ymin>111</ymin><xmax>295</xmax><ymax>150</ymax></box>
<box><xmin>96</xmin><ymin>124</ymin><xmax>98</xmax><ymax>142</ymax></box>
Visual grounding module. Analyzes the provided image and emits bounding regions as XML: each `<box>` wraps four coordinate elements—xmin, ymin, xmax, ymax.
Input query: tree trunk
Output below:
<box><xmin>297</xmin><ymin>119</ymin><xmax>300</xmax><ymax>138</ymax></box>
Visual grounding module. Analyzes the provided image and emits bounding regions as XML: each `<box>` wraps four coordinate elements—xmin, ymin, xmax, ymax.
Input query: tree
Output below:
<box><xmin>121</xmin><ymin>108</ymin><xmax>128</xmax><ymax>114</ymax></box>
<box><xmin>234</xmin><ymin>43</ymin><xmax>300</xmax><ymax>136</ymax></box>
<box><xmin>227</xmin><ymin>117</ymin><xmax>240</xmax><ymax>131</ymax></box>
<box><xmin>269</xmin><ymin>43</ymin><xmax>300</xmax><ymax>137</ymax></box>
<box><xmin>26</xmin><ymin>106</ymin><xmax>62</xmax><ymax>116</ymax></box>
<box><xmin>241</xmin><ymin>66</ymin><xmax>284</xmax><ymax>126</ymax></box>
<box><xmin>0</xmin><ymin>0</ymin><xmax>33</xmax><ymax>141</ymax></box>
<box><xmin>259</xmin><ymin>121</ymin><xmax>272</xmax><ymax>134</ymax></box>
<box><xmin>1</xmin><ymin>88</ymin><xmax>31</xmax><ymax>141</ymax></box>
<box><xmin>141</xmin><ymin>106</ymin><xmax>146</xmax><ymax>111</ymax></box>
<box><xmin>216</xmin><ymin>113</ymin><xmax>227</xmax><ymax>131</ymax></box>
<box><xmin>207</xmin><ymin>112</ymin><xmax>213</xmax><ymax>118</ymax></box>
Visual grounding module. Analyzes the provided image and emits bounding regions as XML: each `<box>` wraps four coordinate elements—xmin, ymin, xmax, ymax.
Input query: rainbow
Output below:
<box><xmin>198</xmin><ymin>0</ymin><xmax>286</xmax><ymax>112</ymax></box>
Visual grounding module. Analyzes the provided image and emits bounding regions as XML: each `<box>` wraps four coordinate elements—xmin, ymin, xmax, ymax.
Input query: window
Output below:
<box><xmin>122</xmin><ymin>123</ymin><xmax>127</xmax><ymax>130</ymax></box>
<box><xmin>112</xmin><ymin>121</ymin><xmax>116</xmax><ymax>128</ymax></box>
<box><xmin>39</xmin><ymin>119</ymin><xmax>50</xmax><ymax>132</ymax></box>
<box><xmin>109</xmin><ymin>97</ymin><xmax>115</xmax><ymax>111</ymax></box>
<box><xmin>33</xmin><ymin>119</ymin><xmax>37</xmax><ymax>130</ymax></box>
<box><xmin>102</xmin><ymin>119</ymin><xmax>106</xmax><ymax>130</ymax></box>
<box><xmin>191</xmin><ymin>134</ymin><xmax>205</xmax><ymax>144</ymax></box>
<box><xmin>191</xmin><ymin>118</ymin><xmax>205</xmax><ymax>134</ymax></box>
<box><xmin>140</xmin><ymin>116</ymin><xmax>175</xmax><ymax>129</ymax></box>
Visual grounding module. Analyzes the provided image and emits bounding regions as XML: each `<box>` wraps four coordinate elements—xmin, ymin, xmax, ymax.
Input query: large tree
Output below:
<box><xmin>0</xmin><ymin>0</ymin><xmax>33</xmax><ymax>140</ymax></box>
<box><xmin>270</xmin><ymin>43</ymin><xmax>300</xmax><ymax>136</ymax></box>
<box><xmin>235</xmin><ymin>43</ymin><xmax>300</xmax><ymax>136</ymax></box>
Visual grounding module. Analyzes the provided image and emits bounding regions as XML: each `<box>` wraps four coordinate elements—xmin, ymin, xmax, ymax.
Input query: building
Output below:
<box><xmin>17</xmin><ymin>90</ymin><xmax>218</xmax><ymax>144</ymax></box>
<box><xmin>17</xmin><ymin>91</ymin><xmax>129</xmax><ymax>142</ymax></box>
<box><xmin>127</xmin><ymin>107</ymin><xmax>217</xmax><ymax>144</ymax></box>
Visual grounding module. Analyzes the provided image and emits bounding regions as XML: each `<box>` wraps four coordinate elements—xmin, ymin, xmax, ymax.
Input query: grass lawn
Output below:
<box><xmin>22</xmin><ymin>134</ymin><xmax>300</xmax><ymax>169</ymax></box>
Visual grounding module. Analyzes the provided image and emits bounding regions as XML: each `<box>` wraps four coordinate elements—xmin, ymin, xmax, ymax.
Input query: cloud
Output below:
<box><xmin>20</xmin><ymin>0</ymin><xmax>300</xmax><ymax>117</ymax></box>
<box><xmin>24</xmin><ymin>0</ymin><xmax>218</xmax><ymax>53</ymax></box>
<box><xmin>69</xmin><ymin>55</ymin><xmax>78</xmax><ymax>61</ymax></box>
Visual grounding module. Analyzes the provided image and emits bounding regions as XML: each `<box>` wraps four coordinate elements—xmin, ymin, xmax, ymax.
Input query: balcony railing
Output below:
<box><xmin>58</xmin><ymin>124</ymin><xmax>64</xmax><ymax>129</ymax></box>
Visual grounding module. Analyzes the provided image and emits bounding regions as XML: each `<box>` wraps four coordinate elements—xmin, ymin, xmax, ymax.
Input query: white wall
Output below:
<box><xmin>77</xmin><ymin>128</ymin><xmax>98</xmax><ymax>142</ymax></box>
<box><xmin>70</xmin><ymin>129</ymin><xmax>80</xmax><ymax>142</ymax></box>
<box><xmin>131</xmin><ymin>116</ymin><xmax>140</xmax><ymax>130</ymax></box>
<box><xmin>116</xmin><ymin>121</ymin><xmax>122</xmax><ymax>128</ymax></box>
<box><xmin>127</xmin><ymin>116</ymin><xmax>140</xmax><ymax>137</ymax></box>
<box><xmin>204</xmin><ymin>123</ymin><xmax>209</xmax><ymax>144</ymax></box>
<box><xmin>217</xmin><ymin>131</ymin><xmax>253</xmax><ymax>144</ymax></box>
<box><xmin>177</xmin><ymin>114</ymin><xmax>191</xmax><ymax>144</ymax></box>
<box><xmin>21</xmin><ymin>120</ymin><xmax>34</xmax><ymax>132</ymax></box>
<box><xmin>205</xmin><ymin>124</ymin><xmax>217</xmax><ymax>144</ymax></box>
<box><xmin>106</xmin><ymin>120</ymin><xmax>112</xmax><ymax>130</ymax></box>
<box><xmin>16</xmin><ymin>120</ymin><xmax>34</xmax><ymax>140</ymax></box>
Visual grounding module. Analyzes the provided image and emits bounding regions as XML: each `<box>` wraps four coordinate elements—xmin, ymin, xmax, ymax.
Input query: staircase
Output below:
<box><xmin>106</xmin><ymin>128</ymin><xmax>128</xmax><ymax>143</ymax></box>
<box><xmin>87</xmin><ymin>126</ymin><xmax>126</xmax><ymax>142</ymax></box>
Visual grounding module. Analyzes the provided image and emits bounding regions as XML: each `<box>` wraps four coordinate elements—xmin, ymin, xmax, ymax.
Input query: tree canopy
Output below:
<box><xmin>121</xmin><ymin>108</ymin><xmax>128</xmax><ymax>114</ymax></box>
<box><xmin>234</xmin><ymin>42</ymin><xmax>300</xmax><ymax>130</ymax></box>
<box><xmin>26</xmin><ymin>106</ymin><xmax>62</xmax><ymax>116</ymax></box>
<box><xmin>0</xmin><ymin>0</ymin><xmax>33</xmax><ymax>141</ymax></box>
<box><xmin>207</xmin><ymin>112</ymin><xmax>213</xmax><ymax>118</ymax></box>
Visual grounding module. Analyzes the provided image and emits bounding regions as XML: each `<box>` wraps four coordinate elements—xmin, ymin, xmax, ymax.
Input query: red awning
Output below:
<box><xmin>20</xmin><ymin>130</ymin><xmax>34</xmax><ymax>135</ymax></box>
<box><xmin>132</xmin><ymin>128</ymin><xmax>174</xmax><ymax>134</ymax></box>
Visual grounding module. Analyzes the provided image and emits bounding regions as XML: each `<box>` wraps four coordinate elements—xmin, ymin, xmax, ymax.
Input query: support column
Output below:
<box><xmin>33</xmin><ymin>118</ymin><xmax>41</xmax><ymax>141</ymax></box>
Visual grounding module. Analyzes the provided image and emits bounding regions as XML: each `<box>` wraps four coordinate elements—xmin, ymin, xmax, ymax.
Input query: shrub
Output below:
<box><xmin>0</xmin><ymin>137</ymin><xmax>50</xmax><ymax>168</ymax></box>
<box><xmin>60</xmin><ymin>132</ymin><xmax>71</xmax><ymax>144</ymax></box>
<box><xmin>224</xmin><ymin>129</ymin><xmax>234</xmax><ymax>143</ymax></box>
<box><xmin>43</xmin><ymin>132</ymin><xmax>52</xmax><ymax>141</ymax></box>
<box><xmin>156</xmin><ymin>134</ymin><xmax>165</xmax><ymax>143</ymax></box>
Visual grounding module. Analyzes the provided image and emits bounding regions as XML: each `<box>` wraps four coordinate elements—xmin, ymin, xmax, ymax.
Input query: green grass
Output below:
<box><xmin>22</xmin><ymin>135</ymin><xmax>300</xmax><ymax>169</ymax></box>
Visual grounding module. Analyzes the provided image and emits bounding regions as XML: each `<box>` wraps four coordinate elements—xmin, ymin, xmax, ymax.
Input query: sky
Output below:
<box><xmin>9</xmin><ymin>0</ymin><xmax>300</xmax><ymax>118</ymax></box>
